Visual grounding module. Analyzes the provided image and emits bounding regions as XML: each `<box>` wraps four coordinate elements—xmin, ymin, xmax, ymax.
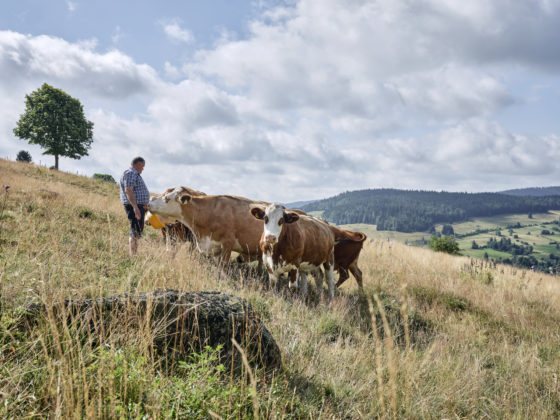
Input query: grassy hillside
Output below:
<box><xmin>1</xmin><ymin>158</ymin><xmax>560</xmax><ymax>418</ymax></box>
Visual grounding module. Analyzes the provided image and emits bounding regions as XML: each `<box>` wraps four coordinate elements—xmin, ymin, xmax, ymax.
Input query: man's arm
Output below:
<box><xmin>125</xmin><ymin>186</ymin><xmax>141</xmax><ymax>220</ymax></box>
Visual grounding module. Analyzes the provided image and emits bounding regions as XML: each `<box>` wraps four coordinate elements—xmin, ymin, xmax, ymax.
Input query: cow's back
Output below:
<box><xmin>330</xmin><ymin>226</ymin><xmax>366</xmax><ymax>269</ymax></box>
<box><xmin>278</xmin><ymin>215</ymin><xmax>334</xmax><ymax>265</ymax></box>
<box><xmin>186</xmin><ymin>195</ymin><xmax>264</xmax><ymax>257</ymax></box>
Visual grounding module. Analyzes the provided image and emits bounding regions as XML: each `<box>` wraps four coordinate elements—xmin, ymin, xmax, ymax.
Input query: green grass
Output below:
<box><xmin>445</xmin><ymin>212</ymin><xmax>560</xmax><ymax>236</ymax></box>
<box><xmin>465</xmin><ymin>248</ymin><xmax>512</xmax><ymax>259</ymax></box>
<box><xmin>339</xmin><ymin>212</ymin><xmax>560</xmax><ymax>266</ymax></box>
<box><xmin>339</xmin><ymin>223</ymin><xmax>428</xmax><ymax>244</ymax></box>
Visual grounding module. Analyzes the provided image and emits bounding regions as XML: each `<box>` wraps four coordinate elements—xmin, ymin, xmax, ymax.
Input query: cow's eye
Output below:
<box><xmin>164</xmin><ymin>197</ymin><xmax>169</xmax><ymax>203</ymax></box>
<box><xmin>278</xmin><ymin>219</ymin><xmax>283</xmax><ymax>226</ymax></box>
<box><xmin>264</xmin><ymin>216</ymin><xmax>269</xmax><ymax>224</ymax></box>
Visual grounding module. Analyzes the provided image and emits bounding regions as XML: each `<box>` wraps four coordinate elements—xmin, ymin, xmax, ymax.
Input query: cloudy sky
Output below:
<box><xmin>1</xmin><ymin>0</ymin><xmax>560</xmax><ymax>202</ymax></box>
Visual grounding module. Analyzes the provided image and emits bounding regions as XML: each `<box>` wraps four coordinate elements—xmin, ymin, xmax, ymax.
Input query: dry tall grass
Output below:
<box><xmin>1</xmin><ymin>158</ymin><xmax>560</xmax><ymax>418</ymax></box>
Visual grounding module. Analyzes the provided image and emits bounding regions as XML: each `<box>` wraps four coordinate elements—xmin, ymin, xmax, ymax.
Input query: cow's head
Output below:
<box><xmin>250</xmin><ymin>203</ymin><xmax>300</xmax><ymax>245</ymax></box>
<box><xmin>147</xmin><ymin>187</ymin><xmax>192</xmax><ymax>218</ymax></box>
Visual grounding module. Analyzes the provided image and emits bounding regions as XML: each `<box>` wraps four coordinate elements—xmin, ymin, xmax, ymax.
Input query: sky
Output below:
<box><xmin>1</xmin><ymin>0</ymin><xmax>560</xmax><ymax>203</ymax></box>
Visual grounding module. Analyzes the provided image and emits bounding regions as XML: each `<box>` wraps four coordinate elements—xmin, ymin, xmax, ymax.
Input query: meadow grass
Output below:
<box><xmin>1</xmin><ymin>158</ymin><xmax>560</xmax><ymax>418</ymax></box>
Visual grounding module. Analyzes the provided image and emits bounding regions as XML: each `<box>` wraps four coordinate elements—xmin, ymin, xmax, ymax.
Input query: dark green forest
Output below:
<box><xmin>500</xmin><ymin>186</ymin><xmax>560</xmax><ymax>197</ymax></box>
<box><xmin>302</xmin><ymin>189</ymin><xmax>560</xmax><ymax>232</ymax></box>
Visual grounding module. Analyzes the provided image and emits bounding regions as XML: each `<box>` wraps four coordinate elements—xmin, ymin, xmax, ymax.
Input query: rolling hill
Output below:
<box><xmin>499</xmin><ymin>186</ymin><xmax>560</xmax><ymax>196</ymax></box>
<box><xmin>301</xmin><ymin>188</ymin><xmax>560</xmax><ymax>232</ymax></box>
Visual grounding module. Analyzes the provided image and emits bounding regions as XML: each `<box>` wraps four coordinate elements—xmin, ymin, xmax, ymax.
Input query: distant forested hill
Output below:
<box><xmin>301</xmin><ymin>189</ymin><xmax>560</xmax><ymax>232</ymax></box>
<box><xmin>284</xmin><ymin>199</ymin><xmax>318</xmax><ymax>209</ymax></box>
<box><xmin>500</xmin><ymin>186</ymin><xmax>560</xmax><ymax>197</ymax></box>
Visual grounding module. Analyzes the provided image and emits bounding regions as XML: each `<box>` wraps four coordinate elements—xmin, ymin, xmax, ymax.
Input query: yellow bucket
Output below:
<box><xmin>146</xmin><ymin>211</ymin><xmax>165</xmax><ymax>229</ymax></box>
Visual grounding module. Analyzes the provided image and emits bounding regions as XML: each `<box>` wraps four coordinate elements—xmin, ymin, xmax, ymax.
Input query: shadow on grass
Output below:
<box><xmin>342</xmin><ymin>289</ymin><xmax>435</xmax><ymax>347</ymax></box>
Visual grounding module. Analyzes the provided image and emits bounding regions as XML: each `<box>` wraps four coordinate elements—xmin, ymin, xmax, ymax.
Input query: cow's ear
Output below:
<box><xmin>283</xmin><ymin>212</ymin><xmax>300</xmax><ymax>224</ymax></box>
<box><xmin>250</xmin><ymin>207</ymin><xmax>265</xmax><ymax>220</ymax></box>
<box><xmin>179</xmin><ymin>193</ymin><xmax>192</xmax><ymax>204</ymax></box>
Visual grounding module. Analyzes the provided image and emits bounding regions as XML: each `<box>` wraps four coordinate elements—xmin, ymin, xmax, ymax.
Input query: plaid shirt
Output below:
<box><xmin>120</xmin><ymin>167</ymin><xmax>150</xmax><ymax>205</ymax></box>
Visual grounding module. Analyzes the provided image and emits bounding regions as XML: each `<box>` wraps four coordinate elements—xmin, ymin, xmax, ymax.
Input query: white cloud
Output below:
<box><xmin>2</xmin><ymin>1</ymin><xmax>560</xmax><ymax>201</ymax></box>
<box><xmin>66</xmin><ymin>0</ymin><xmax>76</xmax><ymax>12</ymax></box>
<box><xmin>111</xmin><ymin>25</ymin><xmax>124</xmax><ymax>44</ymax></box>
<box><xmin>160</xmin><ymin>19</ymin><xmax>194</xmax><ymax>44</ymax></box>
<box><xmin>163</xmin><ymin>61</ymin><xmax>181</xmax><ymax>80</ymax></box>
<box><xmin>190</xmin><ymin>0</ymin><xmax>560</xmax><ymax>114</ymax></box>
<box><xmin>392</xmin><ymin>65</ymin><xmax>514</xmax><ymax>120</ymax></box>
<box><xmin>0</xmin><ymin>31</ymin><xmax>162</xmax><ymax>99</ymax></box>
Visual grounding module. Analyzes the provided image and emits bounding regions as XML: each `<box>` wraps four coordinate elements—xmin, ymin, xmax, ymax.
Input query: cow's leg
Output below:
<box><xmin>170</xmin><ymin>230</ymin><xmax>180</xmax><ymax>257</ymax></box>
<box><xmin>259</xmin><ymin>262</ymin><xmax>270</xmax><ymax>290</ymax></box>
<box><xmin>325</xmin><ymin>265</ymin><xmax>334</xmax><ymax>302</ymax></box>
<box><xmin>163</xmin><ymin>227</ymin><xmax>171</xmax><ymax>251</ymax></box>
<box><xmin>263</xmin><ymin>271</ymin><xmax>276</xmax><ymax>291</ymax></box>
<box><xmin>349</xmin><ymin>261</ymin><xmax>364</xmax><ymax>290</ymax></box>
<box><xmin>335</xmin><ymin>267</ymin><xmax>350</xmax><ymax>288</ymax></box>
<box><xmin>275</xmin><ymin>273</ymin><xmax>289</xmax><ymax>292</ymax></box>
<box><xmin>288</xmin><ymin>269</ymin><xmax>298</xmax><ymax>291</ymax></box>
<box><xmin>218</xmin><ymin>242</ymin><xmax>234</xmax><ymax>274</ymax></box>
<box><xmin>324</xmin><ymin>264</ymin><xmax>335</xmax><ymax>302</ymax></box>
<box><xmin>298</xmin><ymin>271</ymin><xmax>308</xmax><ymax>298</ymax></box>
<box><xmin>163</xmin><ymin>226</ymin><xmax>178</xmax><ymax>257</ymax></box>
<box><xmin>325</xmin><ymin>250</ymin><xmax>335</xmax><ymax>302</ymax></box>
<box><xmin>256</xmin><ymin>255</ymin><xmax>264</xmax><ymax>273</ymax></box>
<box><xmin>313</xmin><ymin>268</ymin><xmax>324</xmax><ymax>298</ymax></box>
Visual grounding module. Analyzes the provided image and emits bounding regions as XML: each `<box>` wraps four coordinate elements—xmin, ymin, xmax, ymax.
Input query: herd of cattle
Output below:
<box><xmin>145</xmin><ymin>186</ymin><xmax>367</xmax><ymax>301</ymax></box>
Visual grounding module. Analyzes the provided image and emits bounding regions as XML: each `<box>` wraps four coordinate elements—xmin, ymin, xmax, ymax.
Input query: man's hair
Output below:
<box><xmin>131</xmin><ymin>156</ymin><xmax>145</xmax><ymax>166</ymax></box>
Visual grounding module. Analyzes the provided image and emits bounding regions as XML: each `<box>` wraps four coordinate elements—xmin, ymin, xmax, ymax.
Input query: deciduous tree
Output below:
<box><xmin>13</xmin><ymin>83</ymin><xmax>93</xmax><ymax>170</ymax></box>
<box><xmin>16</xmin><ymin>150</ymin><xmax>32</xmax><ymax>163</ymax></box>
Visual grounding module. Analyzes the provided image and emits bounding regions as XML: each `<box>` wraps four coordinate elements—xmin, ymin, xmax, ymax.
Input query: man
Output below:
<box><xmin>120</xmin><ymin>157</ymin><xmax>149</xmax><ymax>255</ymax></box>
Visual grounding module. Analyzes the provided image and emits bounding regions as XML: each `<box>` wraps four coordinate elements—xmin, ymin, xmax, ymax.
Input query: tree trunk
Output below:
<box><xmin>55</xmin><ymin>154</ymin><xmax>59</xmax><ymax>170</ymax></box>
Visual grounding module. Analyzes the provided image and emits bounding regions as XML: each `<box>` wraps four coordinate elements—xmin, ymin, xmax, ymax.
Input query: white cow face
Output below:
<box><xmin>250</xmin><ymin>203</ymin><xmax>299</xmax><ymax>244</ymax></box>
<box><xmin>147</xmin><ymin>187</ymin><xmax>191</xmax><ymax>218</ymax></box>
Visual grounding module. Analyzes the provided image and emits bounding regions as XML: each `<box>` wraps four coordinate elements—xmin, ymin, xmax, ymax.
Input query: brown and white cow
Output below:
<box><xmin>147</xmin><ymin>187</ymin><xmax>267</xmax><ymax>270</ymax></box>
<box><xmin>250</xmin><ymin>203</ymin><xmax>336</xmax><ymax>301</ymax></box>
<box><xmin>329</xmin><ymin>225</ymin><xmax>367</xmax><ymax>289</ymax></box>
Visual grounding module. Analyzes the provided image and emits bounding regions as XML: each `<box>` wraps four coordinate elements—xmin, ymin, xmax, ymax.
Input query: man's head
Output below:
<box><xmin>131</xmin><ymin>156</ymin><xmax>145</xmax><ymax>174</ymax></box>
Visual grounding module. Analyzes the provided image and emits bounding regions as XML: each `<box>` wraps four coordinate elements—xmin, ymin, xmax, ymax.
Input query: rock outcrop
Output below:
<box><xmin>21</xmin><ymin>289</ymin><xmax>282</xmax><ymax>371</ymax></box>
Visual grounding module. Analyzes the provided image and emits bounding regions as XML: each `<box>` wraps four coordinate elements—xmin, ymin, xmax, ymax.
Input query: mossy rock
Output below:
<box><xmin>19</xmin><ymin>289</ymin><xmax>282</xmax><ymax>372</ymax></box>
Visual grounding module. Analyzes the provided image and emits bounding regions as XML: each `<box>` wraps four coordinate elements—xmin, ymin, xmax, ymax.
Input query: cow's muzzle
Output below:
<box><xmin>264</xmin><ymin>234</ymin><xmax>277</xmax><ymax>244</ymax></box>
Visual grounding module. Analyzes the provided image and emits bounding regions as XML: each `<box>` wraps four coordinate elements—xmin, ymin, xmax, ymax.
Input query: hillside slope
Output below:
<box><xmin>500</xmin><ymin>186</ymin><xmax>560</xmax><ymax>196</ymax></box>
<box><xmin>1</xmin><ymin>158</ymin><xmax>560</xmax><ymax>418</ymax></box>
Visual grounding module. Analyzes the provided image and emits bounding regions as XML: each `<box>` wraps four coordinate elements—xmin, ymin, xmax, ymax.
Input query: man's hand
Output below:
<box><xmin>133</xmin><ymin>205</ymin><xmax>141</xmax><ymax>220</ymax></box>
<box><xmin>125</xmin><ymin>186</ymin><xmax>141</xmax><ymax>219</ymax></box>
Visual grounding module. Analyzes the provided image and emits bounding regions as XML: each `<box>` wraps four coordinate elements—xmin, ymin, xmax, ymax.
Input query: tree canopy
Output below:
<box><xmin>13</xmin><ymin>83</ymin><xmax>94</xmax><ymax>170</ymax></box>
<box><xmin>16</xmin><ymin>150</ymin><xmax>32</xmax><ymax>163</ymax></box>
<box><xmin>429</xmin><ymin>235</ymin><xmax>460</xmax><ymax>255</ymax></box>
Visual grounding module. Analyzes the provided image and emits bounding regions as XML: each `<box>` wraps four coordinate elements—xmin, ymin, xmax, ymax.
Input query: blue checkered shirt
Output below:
<box><xmin>120</xmin><ymin>167</ymin><xmax>150</xmax><ymax>205</ymax></box>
